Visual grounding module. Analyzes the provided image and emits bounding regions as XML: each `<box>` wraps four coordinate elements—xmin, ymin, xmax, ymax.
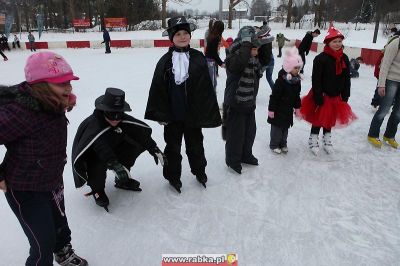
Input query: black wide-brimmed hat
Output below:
<box><xmin>162</xmin><ymin>16</ymin><xmax>197</xmax><ymax>40</ymax></box>
<box><xmin>95</xmin><ymin>87</ymin><xmax>131</xmax><ymax>112</ymax></box>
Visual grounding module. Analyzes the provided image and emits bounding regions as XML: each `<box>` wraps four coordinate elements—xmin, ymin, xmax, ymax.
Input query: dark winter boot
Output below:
<box><xmin>114</xmin><ymin>178</ymin><xmax>142</xmax><ymax>191</ymax></box>
<box><xmin>167</xmin><ymin>178</ymin><xmax>182</xmax><ymax>193</ymax></box>
<box><xmin>241</xmin><ymin>155</ymin><xmax>259</xmax><ymax>165</ymax></box>
<box><xmin>86</xmin><ymin>190</ymin><xmax>109</xmax><ymax>211</ymax></box>
<box><xmin>227</xmin><ymin>163</ymin><xmax>242</xmax><ymax>174</ymax></box>
<box><xmin>54</xmin><ymin>243</ymin><xmax>88</xmax><ymax>266</ymax></box>
<box><xmin>195</xmin><ymin>172</ymin><xmax>207</xmax><ymax>188</ymax></box>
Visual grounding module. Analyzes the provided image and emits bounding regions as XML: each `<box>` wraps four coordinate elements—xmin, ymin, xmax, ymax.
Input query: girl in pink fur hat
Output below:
<box><xmin>267</xmin><ymin>47</ymin><xmax>303</xmax><ymax>154</ymax></box>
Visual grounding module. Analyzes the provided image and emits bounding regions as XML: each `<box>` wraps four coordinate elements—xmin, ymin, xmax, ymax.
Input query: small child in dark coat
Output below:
<box><xmin>268</xmin><ymin>47</ymin><xmax>303</xmax><ymax>154</ymax></box>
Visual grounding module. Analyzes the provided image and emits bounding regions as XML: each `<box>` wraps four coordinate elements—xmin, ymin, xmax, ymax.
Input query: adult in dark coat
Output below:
<box><xmin>298</xmin><ymin>29</ymin><xmax>320</xmax><ymax>73</ymax></box>
<box><xmin>223</xmin><ymin>26</ymin><xmax>270</xmax><ymax>174</ymax></box>
<box><xmin>102</xmin><ymin>28</ymin><xmax>111</xmax><ymax>53</ymax></box>
<box><xmin>72</xmin><ymin>88</ymin><xmax>165</xmax><ymax>211</ymax></box>
<box><xmin>145</xmin><ymin>16</ymin><xmax>221</xmax><ymax>193</ymax></box>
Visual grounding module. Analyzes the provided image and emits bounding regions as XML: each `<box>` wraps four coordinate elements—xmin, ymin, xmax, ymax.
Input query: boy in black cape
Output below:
<box><xmin>145</xmin><ymin>16</ymin><xmax>221</xmax><ymax>193</ymax></box>
<box><xmin>72</xmin><ymin>88</ymin><xmax>166</xmax><ymax>211</ymax></box>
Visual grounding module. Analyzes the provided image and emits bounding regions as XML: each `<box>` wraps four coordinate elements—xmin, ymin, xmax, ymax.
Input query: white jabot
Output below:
<box><xmin>172</xmin><ymin>50</ymin><xmax>190</xmax><ymax>85</ymax></box>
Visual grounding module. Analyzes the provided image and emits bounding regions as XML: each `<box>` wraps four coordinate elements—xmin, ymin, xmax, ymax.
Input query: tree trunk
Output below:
<box><xmin>286</xmin><ymin>0</ymin><xmax>293</xmax><ymax>28</ymax></box>
<box><xmin>161</xmin><ymin>0</ymin><xmax>167</xmax><ymax>28</ymax></box>
<box><xmin>372</xmin><ymin>3</ymin><xmax>380</xmax><ymax>43</ymax></box>
<box><xmin>318</xmin><ymin>0</ymin><xmax>325</xmax><ymax>28</ymax></box>
<box><xmin>14</xmin><ymin>1</ymin><xmax>21</xmax><ymax>32</ymax></box>
<box><xmin>228</xmin><ymin>1</ymin><xmax>233</xmax><ymax>29</ymax></box>
<box><xmin>23</xmin><ymin>0</ymin><xmax>30</xmax><ymax>30</ymax></box>
<box><xmin>69</xmin><ymin>0</ymin><xmax>75</xmax><ymax>26</ymax></box>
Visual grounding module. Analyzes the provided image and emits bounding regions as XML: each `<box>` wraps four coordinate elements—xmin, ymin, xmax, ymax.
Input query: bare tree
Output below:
<box><xmin>228</xmin><ymin>0</ymin><xmax>241</xmax><ymax>29</ymax></box>
<box><xmin>161</xmin><ymin>0</ymin><xmax>191</xmax><ymax>28</ymax></box>
<box><xmin>286</xmin><ymin>0</ymin><xmax>293</xmax><ymax>27</ymax></box>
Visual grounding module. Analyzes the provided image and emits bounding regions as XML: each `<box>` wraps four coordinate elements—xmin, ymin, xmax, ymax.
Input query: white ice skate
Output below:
<box><xmin>308</xmin><ymin>134</ymin><xmax>319</xmax><ymax>156</ymax></box>
<box><xmin>323</xmin><ymin>132</ymin><xmax>334</xmax><ymax>154</ymax></box>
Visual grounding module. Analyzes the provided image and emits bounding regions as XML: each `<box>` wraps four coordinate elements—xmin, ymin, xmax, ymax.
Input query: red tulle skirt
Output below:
<box><xmin>300</xmin><ymin>89</ymin><xmax>357</xmax><ymax>128</ymax></box>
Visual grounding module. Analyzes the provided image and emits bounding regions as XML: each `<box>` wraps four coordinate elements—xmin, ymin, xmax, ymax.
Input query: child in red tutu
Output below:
<box><xmin>300</xmin><ymin>26</ymin><xmax>357</xmax><ymax>155</ymax></box>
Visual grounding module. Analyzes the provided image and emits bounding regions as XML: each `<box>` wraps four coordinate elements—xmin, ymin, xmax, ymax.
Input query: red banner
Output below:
<box><xmin>104</xmin><ymin>18</ymin><xmax>127</xmax><ymax>28</ymax></box>
<box><xmin>73</xmin><ymin>19</ymin><xmax>90</xmax><ymax>27</ymax></box>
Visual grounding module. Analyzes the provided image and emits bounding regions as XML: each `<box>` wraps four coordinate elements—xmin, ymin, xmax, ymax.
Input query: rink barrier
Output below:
<box><xmin>66</xmin><ymin>41</ymin><xmax>90</xmax><ymax>48</ymax></box>
<box><xmin>296</xmin><ymin>39</ymin><xmax>382</xmax><ymax>66</ymax></box>
<box><xmin>10</xmin><ymin>39</ymin><xmax>382</xmax><ymax>66</ymax></box>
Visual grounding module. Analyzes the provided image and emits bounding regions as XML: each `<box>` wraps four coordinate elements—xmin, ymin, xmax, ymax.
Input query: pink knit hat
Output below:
<box><xmin>283</xmin><ymin>47</ymin><xmax>303</xmax><ymax>73</ymax></box>
<box><xmin>25</xmin><ymin>51</ymin><xmax>79</xmax><ymax>84</ymax></box>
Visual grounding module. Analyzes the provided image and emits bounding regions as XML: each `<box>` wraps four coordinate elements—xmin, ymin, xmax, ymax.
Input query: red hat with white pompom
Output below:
<box><xmin>324</xmin><ymin>26</ymin><xmax>344</xmax><ymax>44</ymax></box>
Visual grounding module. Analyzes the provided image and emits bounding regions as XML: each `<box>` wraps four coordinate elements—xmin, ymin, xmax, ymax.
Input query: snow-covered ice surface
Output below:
<box><xmin>1</xmin><ymin>45</ymin><xmax>400</xmax><ymax>266</ymax></box>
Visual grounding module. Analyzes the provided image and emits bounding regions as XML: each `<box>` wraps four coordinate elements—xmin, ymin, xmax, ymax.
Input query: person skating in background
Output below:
<box><xmin>300</xmin><ymin>26</ymin><xmax>357</xmax><ymax>155</ymax></box>
<box><xmin>349</xmin><ymin>56</ymin><xmax>363</xmax><ymax>78</ymax></box>
<box><xmin>146</xmin><ymin>16</ymin><xmax>221</xmax><ymax>193</ymax></box>
<box><xmin>268</xmin><ymin>47</ymin><xmax>303</xmax><ymax>154</ymax></box>
<box><xmin>12</xmin><ymin>34</ymin><xmax>21</xmax><ymax>49</ymax></box>
<box><xmin>0</xmin><ymin>51</ymin><xmax>87</xmax><ymax>266</ymax></box>
<box><xmin>298</xmin><ymin>29</ymin><xmax>320</xmax><ymax>73</ymax></box>
<box><xmin>205</xmin><ymin>20</ymin><xmax>226</xmax><ymax>91</ymax></box>
<box><xmin>257</xmin><ymin>25</ymin><xmax>275</xmax><ymax>90</ymax></box>
<box><xmin>367</xmin><ymin>33</ymin><xmax>400</xmax><ymax>149</ymax></box>
<box><xmin>28</xmin><ymin>31</ymin><xmax>36</xmax><ymax>52</ymax></box>
<box><xmin>102</xmin><ymin>28</ymin><xmax>111</xmax><ymax>54</ymax></box>
<box><xmin>0</xmin><ymin>48</ymin><xmax>7</xmax><ymax>61</ymax></box>
<box><xmin>0</xmin><ymin>33</ymin><xmax>10</xmax><ymax>51</ymax></box>
<box><xmin>72</xmin><ymin>88</ymin><xmax>166</xmax><ymax>211</ymax></box>
<box><xmin>203</xmin><ymin>18</ymin><xmax>215</xmax><ymax>53</ymax></box>
<box><xmin>276</xmin><ymin>32</ymin><xmax>290</xmax><ymax>57</ymax></box>
<box><xmin>223</xmin><ymin>26</ymin><xmax>271</xmax><ymax>174</ymax></box>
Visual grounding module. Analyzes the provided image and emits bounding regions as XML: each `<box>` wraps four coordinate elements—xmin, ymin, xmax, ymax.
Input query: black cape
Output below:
<box><xmin>145</xmin><ymin>47</ymin><xmax>221</xmax><ymax>128</ymax></box>
<box><xmin>71</xmin><ymin>113</ymin><xmax>154</xmax><ymax>188</ymax></box>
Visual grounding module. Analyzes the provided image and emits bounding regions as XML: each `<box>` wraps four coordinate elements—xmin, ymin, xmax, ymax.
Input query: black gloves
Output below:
<box><xmin>148</xmin><ymin>146</ymin><xmax>167</xmax><ymax>167</ymax></box>
<box><xmin>107</xmin><ymin>160</ymin><xmax>130</xmax><ymax>182</ymax></box>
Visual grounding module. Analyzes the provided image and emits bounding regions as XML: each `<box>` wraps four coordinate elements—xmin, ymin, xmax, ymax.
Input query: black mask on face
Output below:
<box><xmin>104</xmin><ymin>111</ymin><xmax>124</xmax><ymax>121</ymax></box>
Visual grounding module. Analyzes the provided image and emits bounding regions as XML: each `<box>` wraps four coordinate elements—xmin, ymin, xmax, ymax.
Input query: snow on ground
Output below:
<box><xmin>1</xmin><ymin>44</ymin><xmax>400</xmax><ymax>266</ymax></box>
<box><xmin>10</xmin><ymin>20</ymin><xmax>391</xmax><ymax>49</ymax></box>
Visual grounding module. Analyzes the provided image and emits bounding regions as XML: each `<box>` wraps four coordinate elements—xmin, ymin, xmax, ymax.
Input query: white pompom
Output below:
<box><xmin>286</xmin><ymin>73</ymin><xmax>292</xmax><ymax>80</ymax></box>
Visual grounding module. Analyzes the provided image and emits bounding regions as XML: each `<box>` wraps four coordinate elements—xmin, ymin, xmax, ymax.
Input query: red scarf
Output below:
<box><xmin>323</xmin><ymin>45</ymin><xmax>346</xmax><ymax>75</ymax></box>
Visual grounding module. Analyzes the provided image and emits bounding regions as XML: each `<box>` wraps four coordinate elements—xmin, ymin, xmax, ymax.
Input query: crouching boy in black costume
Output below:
<box><xmin>72</xmin><ymin>88</ymin><xmax>166</xmax><ymax>211</ymax></box>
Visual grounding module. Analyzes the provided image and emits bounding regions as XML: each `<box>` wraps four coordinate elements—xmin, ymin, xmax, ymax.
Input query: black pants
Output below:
<box><xmin>300</xmin><ymin>52</ymin><xmax>306</xmax><ymax>73</ymax></box>
<box><xmin>311</xmin><ymin>126</ymin><xmax>331</xmax><ymax>135</ymax></box>
<box><xmin>105</xmin><ymin>41</ymin><xmax>111</xmax><ymax>53</ymax></box>
<box><xmin>13</xmin><ymin>41</ymin><xmax>21</xmax><ymax>48</ymax></box>
<box><xmin>86</xmin><ymin>142</ymin><xmax>144</xmax><ymax>191</ymax></box>
<box><xmin>0</xmin><ymin>49</ymin><xmax>6</xmax><ymax>60</ymax></box>
<box><xmin>270</xmin><ymin>124</ymin><xmax>289</xmax><ymax>149</ymax></box>
<box><xmin>225</xmin><ymin>108</ymin><xmax>256</xmax><ymax>166</ymax></box>
<box><xmin>5</xmin><ymin>186</ymin><xmax>71</xmax><ymax>266</ymax></box>
<box><xmin>29</xmin><ymin>41</ymin><xmax>36</xmax><ymax>52</ymax></box>
<box><xmin>278</xmin><ymin>46</ymin><xmax>283</xmax><ymax>57</ymax></box>
<box><xmin>163</xmin><ymin>122</ymin><xmax>207</xmax><ymax>180</ymax></box>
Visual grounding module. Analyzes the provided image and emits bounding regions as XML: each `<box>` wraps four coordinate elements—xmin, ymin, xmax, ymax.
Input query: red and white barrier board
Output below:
<box><xmin>14</xmin><ymin>38</ymin><xmax>382</xmax><ymax>66</ymax></box>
